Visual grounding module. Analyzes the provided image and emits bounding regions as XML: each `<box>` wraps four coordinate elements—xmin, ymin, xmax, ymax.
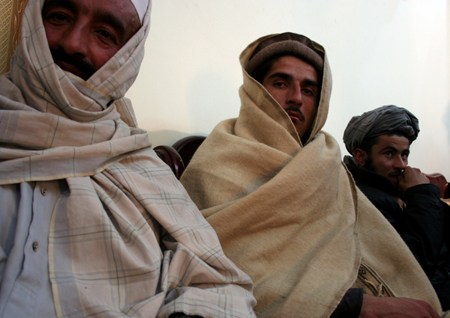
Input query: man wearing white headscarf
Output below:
<box><xmin>0</xmin><ymin>0</ymin><xmax>256</xmax><ymax>317</ymax></box>
<box><xmin>180</xmin><ymin>33</ymin><xmax>447</xmax><ymax>317</ymax></box>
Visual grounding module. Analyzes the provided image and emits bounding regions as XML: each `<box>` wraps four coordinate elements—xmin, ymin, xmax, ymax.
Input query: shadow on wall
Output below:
<box><xmin>148</xmin><ymin>129</ymin><xmax>207</xmax><ymax>148</ymax></box>
<box><xmin>445</xmin><ymin>101</ymin><xmax>450</xmax><ymax>147</ymax></box>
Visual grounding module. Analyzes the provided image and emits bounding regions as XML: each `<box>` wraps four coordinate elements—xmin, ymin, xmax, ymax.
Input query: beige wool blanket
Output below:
<box><xmin>181</xmin><ymin>35</ymin><xmax>441</xmax><ymax>317</ymax></box>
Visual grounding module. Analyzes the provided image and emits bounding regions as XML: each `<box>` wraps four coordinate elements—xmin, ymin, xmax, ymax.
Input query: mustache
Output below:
<box><xmin>285</xmin><ymin>106</ymin><xmax>305</xmax><ymax>121</ymax></box>
<box><xmin>390</xmin><ymin>169</ymin><xmax>405</xmax><ymax>176</ymax></box>
<box><xmin>50</xmin><ymin>48</ymin><xmax>96</xmax><ymax>79</ymax></box>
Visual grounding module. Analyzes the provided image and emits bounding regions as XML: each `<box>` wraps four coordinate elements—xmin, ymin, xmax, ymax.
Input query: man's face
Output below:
<box><xmin>42</xmin><ymin>0</ymin><xmax>141</xmax><ymax>80</ymax></box>
<box><xmin>362</xmin><ymin>135</ymin><xmax>410</xmax><ymax>188</ymax></box>
<box><xmin>262</xmin><ymin>55</ymin><xmax>319</xmax><ymax>140</ymax></box>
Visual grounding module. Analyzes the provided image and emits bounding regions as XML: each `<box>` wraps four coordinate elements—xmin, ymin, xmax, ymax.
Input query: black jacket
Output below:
<box><xmin>345</xmin><ymin>157</ymin><xmax>450</xmax><ymax>310</ymax></box>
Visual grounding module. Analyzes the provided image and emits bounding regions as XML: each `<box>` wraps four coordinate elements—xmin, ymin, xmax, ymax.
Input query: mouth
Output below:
<box><xmin>388</xmin><ymin>172</ymin><xmax>403</xmax><ymax>181</ymax></box>
<box><xmin>51</xmin><ymin>48</ymin><xmax>96</xmax><ymax>80</ymax></box>
<box><xmin>390</xmin><ymin>169</ymin><xmax>405</xmax><ymax>177</ymax></box>
<box><xmin>286</xmin><ymin>109</ymin><xmax>305</xmax><ymax>122</ymax></box>
<box><xmin>55</xmin><ymin>61</ymin><xmax>86</xmax><ymax>79</ymax></box>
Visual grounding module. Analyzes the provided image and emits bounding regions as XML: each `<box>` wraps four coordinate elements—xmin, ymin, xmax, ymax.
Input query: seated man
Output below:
<box><xmin>180</xmin><ymin>32</ymin><xmax>445</xmax><ymax>317</ymax></box>
<box><xmin>0</xmin><ymin>0</ymin><xmax>256</xmax><ymax>317</ymax></box>
<box><xmin>343</xmin><ymin>105</ymin><xmax>450</xmax><ymax>310</ymax></box>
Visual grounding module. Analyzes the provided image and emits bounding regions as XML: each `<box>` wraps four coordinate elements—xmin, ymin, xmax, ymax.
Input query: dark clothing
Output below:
<box><xmin>331</xmin><ymin>288</ymin><xmax>364</xmax><ymax>318</ymax></box>
<box><xmin>345</xmin><ymin>158</ymin><xmax>450</xmax><ymax>310</ymax></box>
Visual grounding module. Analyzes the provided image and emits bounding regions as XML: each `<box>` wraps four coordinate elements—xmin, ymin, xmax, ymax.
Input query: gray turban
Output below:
<box><xmin>343</xmin><ymin>105</ymin><xmax>420</xmax><ymax>155</ymax></box>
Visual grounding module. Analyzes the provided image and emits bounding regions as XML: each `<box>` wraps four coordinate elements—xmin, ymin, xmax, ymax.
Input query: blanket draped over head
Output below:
<box><xmin>0</xmin><ymin>0</ymin><xmax>255</xmax><ymax>317</ymax></box>
<box><xmin>180</xmin><ymin>34</ymin><xmax>441</xmax><ymax>317</ymax></box>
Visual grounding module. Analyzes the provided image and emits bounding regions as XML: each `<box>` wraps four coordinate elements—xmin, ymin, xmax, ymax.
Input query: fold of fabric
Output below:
<box><xmin>0</xmin><ymin>0</ymin><xmax>256</xmax><ymax>316</ymax></box>
<box><xmin>181</xmin><ymin>34</ymin><xmax>441</xmax><ymax>317</ymax></box>
<box><xmin>0</xmin><ymin>0</ymin><xmax>151</xmax><ymax>184</ymax></box>
<box><xmin>46</xmin><ymin>150</ymin><xmax>255</xmax><ymax>317</ymax></box>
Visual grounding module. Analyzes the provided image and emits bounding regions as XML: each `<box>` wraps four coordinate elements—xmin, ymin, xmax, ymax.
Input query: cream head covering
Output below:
<box><xmin>131</xmin><ymin>0</ymin><xmax>151</xmax><ymax>23</ymax></box>
<box><xmin>0</xmin><ymin>0</ymin><xmax>154</xmax><ymax>182</ymax></box>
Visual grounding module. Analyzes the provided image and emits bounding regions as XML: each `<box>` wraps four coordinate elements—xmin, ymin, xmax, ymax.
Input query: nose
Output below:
<box><xmin>393</xmin><ymin>156</ymin><xmax>407</xmax><ymax>169</ymax></box>
<box><xmin>60</xmin><ymin>25</ymin><xmax>89</xmax><ymax>58</ymax></box>
<box><xmin>287</xmin><ymin>85</ymin><xmax>303</xmax><ymax>105</ymax></box>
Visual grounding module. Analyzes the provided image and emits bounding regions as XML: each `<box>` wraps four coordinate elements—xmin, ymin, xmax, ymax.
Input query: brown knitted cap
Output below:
<box><xmin>247</xmin><ymin>33</ymin><xmax>324</xmax><ymax>78</ymax></box>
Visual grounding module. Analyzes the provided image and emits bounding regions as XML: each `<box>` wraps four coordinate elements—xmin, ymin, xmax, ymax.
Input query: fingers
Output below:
<box><xmin>398</xmin><ymin>167</ymin><xmax>429</xmax><ymax>191</ymax></box>
<box><xmin>360</xmin><ymin>295</ymin><xmax>440</xmax><ymax>318</ymax></box>
<box><xmin>406</xmin><ymin>167</ymin><xmax>429</xmax><ymax>183</ymax></box>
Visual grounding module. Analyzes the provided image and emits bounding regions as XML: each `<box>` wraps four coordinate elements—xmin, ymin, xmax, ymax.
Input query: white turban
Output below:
<box><xmin>131</xmin><ymin>0</ymin><xmax>151</xmax><ymax>23</ymax></box>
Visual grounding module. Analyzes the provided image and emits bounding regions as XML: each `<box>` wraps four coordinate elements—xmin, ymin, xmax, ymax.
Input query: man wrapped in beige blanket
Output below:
<box><xmin>181</xmin><ymin>33</ymin><xmax>446</xmax><ymax>317</ymax></box>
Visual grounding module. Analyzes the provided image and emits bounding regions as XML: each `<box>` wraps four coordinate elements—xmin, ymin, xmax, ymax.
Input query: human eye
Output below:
<box><xmin>272</xmin><ymin>80</ymin><xmax>287</xmax><ymax>88</ymax></box>
<box><xmin>302</xmin><ymin>88</ymin><xmax>314</xmax><ymax>96</ymax></box>
<box><xmin>384</xmin><ymin>151</ymin><xmax>393</xmax><ymax>157</ymax></box>
<box><xmin>42</xmin><ymin>1</ymin><xmax>73</xmax><ymax>24</ymax></box>
<box><xmin>95</xmin><ymin>28</ymin><xmax>117</xmax><ymax>45</ymax></box>
<box><xmin>98</xmin><ymin>29</ymin><xmax>112</xmax><ymax>40</ymax></box>
<box><xmin>53</xmin><ymin>13</ymin><xmax>67</xmax><ymax>22</ymax></box>
<box><xmin>44</xmin><ymin>11</ymin><xmax>70</xmax><ymax>25</ymax></box>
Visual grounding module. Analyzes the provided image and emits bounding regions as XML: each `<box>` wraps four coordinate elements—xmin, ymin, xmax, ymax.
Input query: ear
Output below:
<box><xmin>353</xmin><ymin>148</ymin><xmax>368</xmax><ymax>167</ymax></box>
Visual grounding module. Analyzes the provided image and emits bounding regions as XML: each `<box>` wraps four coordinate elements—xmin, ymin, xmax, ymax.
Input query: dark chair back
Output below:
<box><xmin>172</xmin><ymin>135</ymin><xmax>206</xmax><ymax>169</ymax></box>
<box><xmin>154</xmin><ymin>145</ymin><xmax>184</xmax><ymax>179</ymax></box>
<box><xmin>425</xmin><ymin>173</ymin><xmax>449</xmax><ymax>199</ymax></box>
<box><xmin>154</xmin><ymin>135</ymin><xmax>206</xmax><ymax>179</ymax></box>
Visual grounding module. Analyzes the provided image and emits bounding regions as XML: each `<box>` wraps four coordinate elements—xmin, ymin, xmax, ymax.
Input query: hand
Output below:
<box><xmin>359</xmin><ymin>295</ymin><xmax>440</xmax><ymax>318</ymax></box>
<box><xmin>398</xmin><ymin>166</ymin><xmax>429</xmax><ymax>192</ymax></box>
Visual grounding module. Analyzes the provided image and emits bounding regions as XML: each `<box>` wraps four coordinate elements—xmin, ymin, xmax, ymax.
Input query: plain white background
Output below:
<box><xmin>126</xmin><ymin>0</ymin><xmax>450</xmax><ymax>179</ymax></box>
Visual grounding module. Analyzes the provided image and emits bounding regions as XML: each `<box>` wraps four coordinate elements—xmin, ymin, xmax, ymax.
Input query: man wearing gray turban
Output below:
<box><xmin>343</xmin><ymin>105</ymin><xmax>450</xmax><ymax>311</ymax></box>
<box><xmin>343</xmin><ymin>105</ymin><xmax>420</xmax><ymax>158</ymax></box>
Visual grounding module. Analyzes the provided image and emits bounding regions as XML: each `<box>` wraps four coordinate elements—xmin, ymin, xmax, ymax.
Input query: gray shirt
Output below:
<box><xmin>0</xmin><ymin>181</ymin><xmax>63</xmax><ymax>317</ymax></box>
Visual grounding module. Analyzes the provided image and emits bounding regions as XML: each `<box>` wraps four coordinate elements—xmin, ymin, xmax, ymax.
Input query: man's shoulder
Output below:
<box><xmin>345</xmin><ymin>161</ymin><xmax>401</xmax><ymax>214</ymax></box>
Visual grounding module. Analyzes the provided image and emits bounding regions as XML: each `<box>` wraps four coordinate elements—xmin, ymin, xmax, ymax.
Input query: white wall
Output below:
<box><xmin>127</xmin><ymin>0</ymin><xmax>450</xmax><ymax>179</ymax></box>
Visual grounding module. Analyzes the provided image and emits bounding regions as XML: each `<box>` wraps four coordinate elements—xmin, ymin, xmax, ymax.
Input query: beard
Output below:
<box><xmin>363</xmin><ymin>156</ymin><xmax>376</xmax><ymax>174</ymax></box>
<box><xmin>50</xmin><ymin>47</ymin><xmax>97</xmax><ymax>80</ymax></box>
<box><xmin>364</xmin><ymin>156</ymin><xmax>402</xmax><ymax>188</ymax></box>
